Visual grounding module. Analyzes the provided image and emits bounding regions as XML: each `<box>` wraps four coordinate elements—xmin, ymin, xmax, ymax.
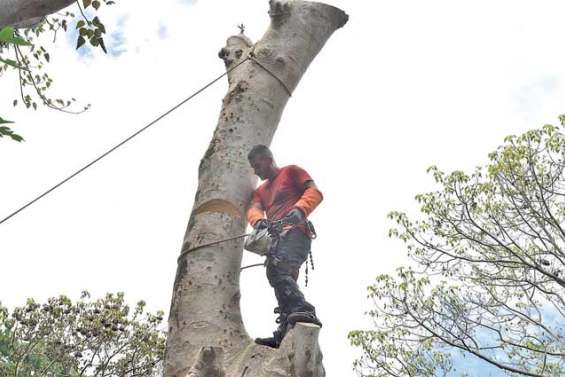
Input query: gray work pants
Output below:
<box><xmin>266</xmin><ymin>228</ymin><xmax>315</xmax><ymax>316</ymax></box>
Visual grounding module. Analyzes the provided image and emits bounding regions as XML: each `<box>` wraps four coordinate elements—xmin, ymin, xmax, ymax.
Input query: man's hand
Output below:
<box><xmin>285</xmin><ymin>208</ymin><xmax>305</xmax><ymax>224</ymax></box>
<box><xmin>254</xmin><ymin>219</ymin><xmax>270</xmax><ymax>230</ymax></box>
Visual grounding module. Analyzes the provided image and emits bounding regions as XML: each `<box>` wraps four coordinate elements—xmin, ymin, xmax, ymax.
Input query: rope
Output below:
<box><xmin>177</xmin><ymin>235</ymin><xmax>265</xmax><ymax>271</ymax></box>
<box><xmin>176</xmin><ymin>223</ymin><xmax>317</xmax><ymax>275</ymax></box>
<box><xmin>177</xmin><ymin>233</ymin><xmax>249</xmax><ymax>263</ymax></box>
<box><xmin>240</xmin><ymin>263</ymin><xmax>264</xmax><ymax>271</ymax></box>
<box><xmin>0</xmin><ymin>57</ymin><xmax>250</xmax><ymax>226</ymax></box>
<box><xmin>249</xmin><ymin>49</ymin><xmax>292</xmax><ymax>97</ymax></box>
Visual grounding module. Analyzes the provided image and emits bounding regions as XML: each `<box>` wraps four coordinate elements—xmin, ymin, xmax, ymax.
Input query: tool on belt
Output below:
<box><xmin>244</xmin><ymin>217</ymin><xmax>317</xmax><ymax>286</ymax></box>
<box><xmin>244</xmin><ymin>217</ymin><xmax>317</xmax><ymax>256</ymax></box>
<box><xmin>179</xmin><ymin>216</ymin><xmax>317</xmax><ymax>285</ymax></box>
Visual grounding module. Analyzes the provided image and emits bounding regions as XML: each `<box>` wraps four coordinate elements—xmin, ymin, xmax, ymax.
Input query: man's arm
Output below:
<box><xmin>247</xmin><ymin>191</ymin><xmax>266</xmax><ymax>228</ymax></box>
<box><xmin>287</xmin><ymin>166</ymin><xmax>324</xmax><ymax>221</ymax></box>
<box><xmin>294</xmin><ymin>181</ymin><xmax>323</xmax><ymax>218</ymax></box>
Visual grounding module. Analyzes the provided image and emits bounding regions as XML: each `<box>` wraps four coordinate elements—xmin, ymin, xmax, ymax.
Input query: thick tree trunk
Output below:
<box><xmin>164</xmin><ymin>1</ymin><xmax>347</xmax><ymax>377</ymax></box>
<box><xmin>0</xmin><ymin>0</ymin><xmax>74</xmax><ymax>28</ymax></box>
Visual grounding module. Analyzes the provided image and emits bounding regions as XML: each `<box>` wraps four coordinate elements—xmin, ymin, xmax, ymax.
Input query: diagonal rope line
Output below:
<box><xmin>0</xmin><ymin>57</ymin><xmax>250</xmax><ymax>226</ymax></box>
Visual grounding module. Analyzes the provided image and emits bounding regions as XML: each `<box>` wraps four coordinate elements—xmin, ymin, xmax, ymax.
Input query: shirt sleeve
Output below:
<box><xmin>294</xmin><ymin>187</ymin><xmax>323</xmax><ymax>217</ymax></box>
<box><xmin>288</xmin><ymin>165</ymin><xmax>323</xmax><ymax>217</ymax></box>
<box><xmin>247</xmin><ymin>190</ymin><xmax>265</xmax><ymax>226</ymax></box>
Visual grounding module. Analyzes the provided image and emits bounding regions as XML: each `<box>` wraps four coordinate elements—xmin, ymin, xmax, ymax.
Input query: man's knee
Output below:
<box><xmin>267</xmin><ymin>269</ymin><xmax>296</xmax><ymax>288</ymax></box>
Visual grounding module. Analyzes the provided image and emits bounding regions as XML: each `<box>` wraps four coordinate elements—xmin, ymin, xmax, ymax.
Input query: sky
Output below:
<box><xmin>2</xmin><ymin>0</ymin><xmax>565</xmax><ymax>375</ymax></box>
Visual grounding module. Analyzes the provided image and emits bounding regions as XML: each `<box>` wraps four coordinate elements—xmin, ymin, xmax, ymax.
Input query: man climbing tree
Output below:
<box><xmin>164</xmin><ymin>2</ymin><xmax>347</xmax><ymax>375</ymax></box>
<box><xmin>246</xmin><ymin>144</ymin><xmax>323</xmax><ymax>348</ymax></box>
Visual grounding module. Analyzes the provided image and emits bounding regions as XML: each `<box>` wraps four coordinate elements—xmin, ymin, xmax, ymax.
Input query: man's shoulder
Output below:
<box><xmin>280</xmin><ymin>164</ymin><xmax>306</xmax><ymax>173</ymax></box>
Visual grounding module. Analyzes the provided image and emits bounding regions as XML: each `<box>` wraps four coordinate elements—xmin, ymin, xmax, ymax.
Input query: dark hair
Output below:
<box><xmin>248</xmin><ymin>144</ymin><xmax>272</xmax><ymax>161</ymax></box>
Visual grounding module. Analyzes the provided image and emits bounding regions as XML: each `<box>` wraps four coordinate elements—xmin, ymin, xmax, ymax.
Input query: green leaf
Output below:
<box><xmin>99</xmin><ymin>38</ymin><xmax>107</xmax><ymax>54</ymax></box>
<box><xmin>76</xmin><ymin>20</ymin><xmax>86</xmax><ymax>29</ymax></box>
<box><xmin>0</xmin><ymin>57</ymin><xmax>21</xmax><ymax>69</ymax></box>
<box><xmin>10</xmin><ymin>133</ymin><xmax>24</xmax><ymax>142</ymax></box>
<box><xmin>10</xmin><ymin>36</ymin><xmax>32</xmax><ymax>46</ymax></box>
<box><xmin>76</xmin><ymin>36</ymin><xmax>86</xmax><ymax>49</ymax></box>
<box><xmin>83</xmin><ymin>0</ymin><xmax>92</xmax><ymax>8</ymax></box>
<box><xmin>0</xmin><ymin>27</ymin><xmax>31</xmax><ymax>46</ymax></box>
<box><xmin>0</xmin><ymin>27</ymin><xmax>15</xmax><ymax>43</ymax></box>
<box><xmin>92</xmin><ymin>1</ymin><xmax>101</xmax><ymax>10</ymax></box>
<box><xmin>0</xmin><ymin>124</ymin><xmax>23</xmax><ymax>142</ymax></box>
<box><xmin>0</xmin><ymin>117</ymin><xmax>14</xmax><ymax>125</ymax></box>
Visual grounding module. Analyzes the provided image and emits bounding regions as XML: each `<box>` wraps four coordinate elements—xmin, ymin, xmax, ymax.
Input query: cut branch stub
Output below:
<box><xmin>185</xmin><ymin>347</ymin><xmax>226</xmax><ymax>377</ymax></box>
<box><xmin>164</xmin><ymin>2</ymin><xmax>347</xmax><ymax>377</ymax></box>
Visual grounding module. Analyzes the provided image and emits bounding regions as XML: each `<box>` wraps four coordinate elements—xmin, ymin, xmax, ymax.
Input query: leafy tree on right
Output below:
<box><xmin>350</xmin><ymin>119</ymin><xmax>565</xmax><ymax>377</ymax></box>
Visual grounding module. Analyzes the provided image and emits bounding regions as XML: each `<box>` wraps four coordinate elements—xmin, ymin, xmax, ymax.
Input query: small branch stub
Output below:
<box><xmin>185</xmin><ymin>347</ymin><xmax>226</xmax><ymax>377</ymax></box>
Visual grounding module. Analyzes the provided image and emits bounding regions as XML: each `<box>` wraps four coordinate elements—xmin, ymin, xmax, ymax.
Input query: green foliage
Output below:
<box><xmin>0</xmin><ymin>292</ymin><xmax>166</xmax><ymax>376</ymax></box>
<box><xmin>350</xmin><ymin>120</ymin><xmax>565</xmax><ymax>376</ymax></box>
<box><xmin>0</xmin><ymin>0</ymin><xmax>118</xmax><ymax>142</ymax></box>
<box><xmin>0</xmin><ymin>27</ymin><xmax>31</xmax><ymax>46</ymax></box>
<box><xmin>0</xmin><ymin>117</ymin><xmax>23</xmax><ymax>142</ymax></box>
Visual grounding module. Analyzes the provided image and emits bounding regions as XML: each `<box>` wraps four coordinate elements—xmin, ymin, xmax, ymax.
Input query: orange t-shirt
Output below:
<box><xmin>251</xmin><ymin>165</ymin><xmax>313</xmax><ymax>221</ymax></box>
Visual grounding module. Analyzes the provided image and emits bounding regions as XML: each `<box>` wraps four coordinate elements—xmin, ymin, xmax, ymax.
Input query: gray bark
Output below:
<box><xmin>164</xmin><ymin>1</ymin><xmax>347</xmax><ymax>377</ymax></box>
<box><xmin>0</xmin><ymin>0</ymin><xmax>74</xmax><ymax>28</ymax></box>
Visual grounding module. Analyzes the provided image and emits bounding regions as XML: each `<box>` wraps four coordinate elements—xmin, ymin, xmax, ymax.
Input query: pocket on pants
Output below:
<box><xmin>276</xmin><ymin>228</ymin><xmax>311</xmax><ymax>265</ymax></box>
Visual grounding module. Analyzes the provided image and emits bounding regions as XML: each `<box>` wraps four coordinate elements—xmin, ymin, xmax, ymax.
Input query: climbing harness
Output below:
<box><xmin>178</xmin><ymin>216</ymin><xmax>318</xmax><ymax>283</ymax></box>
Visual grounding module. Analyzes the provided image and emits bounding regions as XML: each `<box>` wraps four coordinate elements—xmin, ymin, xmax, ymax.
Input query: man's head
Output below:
<box><xmin>248</xmin><ymin>144</ymin><xmax>278</xmax><ymax>180</ymax></box>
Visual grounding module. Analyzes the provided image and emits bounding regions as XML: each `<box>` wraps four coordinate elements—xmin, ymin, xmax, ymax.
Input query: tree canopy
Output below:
<box><xmin>0</xmin><ymin>292</ymin><xmax>165</xmax><ymax>376</ymax></box>
<box><xmin>350</xmin><ymin>120</ymin><xmax>565</xmax><ymax>376</ymax></box>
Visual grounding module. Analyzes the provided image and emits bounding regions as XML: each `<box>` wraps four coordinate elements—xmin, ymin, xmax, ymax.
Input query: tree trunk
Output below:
<box><xmin>0</xmin><ymin>0</ymin><xmax>74</xmax><ymax>28</ymax></box>
<box><xmin>164</xmin><ymin>1</ymin><xmax>347</xmax><ymax>377</ymax></box>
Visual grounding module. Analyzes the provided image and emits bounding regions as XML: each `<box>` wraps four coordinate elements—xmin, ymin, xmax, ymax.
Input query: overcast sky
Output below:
<box><xmin>2</xmin><ymin>0</ymin><xmax>565</xmax><ymax>375</ymax></box>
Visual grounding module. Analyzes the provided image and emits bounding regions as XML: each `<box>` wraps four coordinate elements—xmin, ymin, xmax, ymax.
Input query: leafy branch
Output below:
<box><xmin>0</xmin><ymin>0</ymin><xmax>118</xmax><ymax>143</ymax></box>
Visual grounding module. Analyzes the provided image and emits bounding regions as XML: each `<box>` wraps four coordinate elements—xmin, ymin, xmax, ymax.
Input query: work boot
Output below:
<box><xmin>255</xmin><ymin>311</ymin><xmax>289</xmax><ymax>349</ymax></box>
<box><xmin>287</xmin><ymin>311</ymin><xmax>322</xmax><ymax>327</ymax></box>
<box><xmin>255</xmin><ymin>329</ymin><xmax>284</xmax><ymax>348</ymax></box>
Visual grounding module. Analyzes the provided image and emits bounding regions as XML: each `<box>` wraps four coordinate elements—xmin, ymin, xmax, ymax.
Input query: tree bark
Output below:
<box><xmin>164</xmin><ymin>1</ymin><xmax>347</xmax><ymax>377</ymax></box>
<box><xmin>0</xmin><ymin>0</ymin><xmax>75</xmax><ymax>28</ymax></box>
